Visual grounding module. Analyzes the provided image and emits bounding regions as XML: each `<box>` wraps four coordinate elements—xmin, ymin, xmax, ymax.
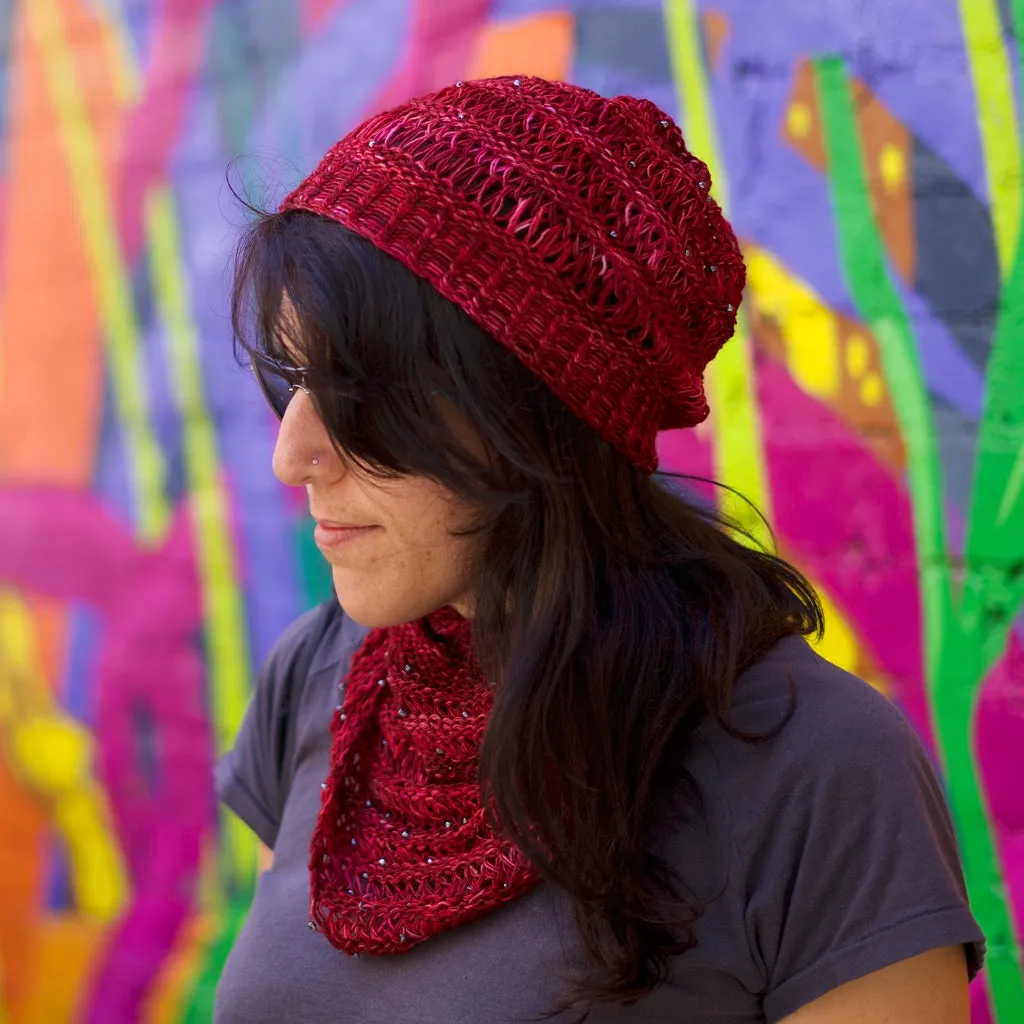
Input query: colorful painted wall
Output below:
<box><xmin>0</xmin><ymin>0</ymin><xmax>1021</xmax><ymax>1020</ymax></box>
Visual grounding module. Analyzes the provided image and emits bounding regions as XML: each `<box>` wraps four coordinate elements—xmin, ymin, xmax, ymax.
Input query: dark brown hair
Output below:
<box><xmin>232</xmin><ymin>209</ymin><xmax>822</xmax><ymax>1019</ymax></box>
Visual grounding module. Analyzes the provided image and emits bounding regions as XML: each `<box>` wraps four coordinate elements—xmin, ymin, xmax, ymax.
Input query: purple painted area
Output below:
<box><xmin>92</xmin><ymin>369</ymin><xmax>137</xmax><ymax>537</ymax></box>
<box><xmin>690</xmin><ymin>4</ymin><xmax>855</xmax><ymax>327</ymax></box>
<box><xmin>754</xmin><ymin>355</ymin><xmax>937</xmax><ymax>753</ymax></box>
<box><xmin>699</xmin><ymin>0</ymin><xmax>986</xmax><ymax>205</ymax></box>
<box><xmin>894</xmin><ymin>274</ymin><xmax>986</xmax><ymax>420</ymax></box>
<box><xmin>0</xmin><ymin>488</ymin><xmax>212</xmax><ymax>1023</ymax></box>
<box><xmin>734</xmin><ymin>148</ymin><xmax>850</xmax><ymax>323</ymax></box>
<box><xmin>698</xmin><ymin>0</ymin><xmax>991</xmax><ymax>420</ymax></box>
<box><xmin>121</xmin><ymin>0</ymin><xmax>159</xmax><ymax>64</ymax></box>
<box><xmin>490</xmin><ymin>0</ymin><xmax>567</xmax><ymax>18</ymax></box>
<box><xmin>250</xmin><ymin>0</ymin><xmax>412</xmax><ymax>175</ymax></box>
<box><xmin>62</xmin><ymin>603</ymin><xmax>103</xmax><ymax>726</ymax></box>
<box><xmin>45</xmin><ymin>842</ymin><xmax>72</xmax><ymax>912</ymax></box>
<box><xmin>572</xmin><ymin>65</ymin><xmax>676</xmax><ymax>116</ymax></box>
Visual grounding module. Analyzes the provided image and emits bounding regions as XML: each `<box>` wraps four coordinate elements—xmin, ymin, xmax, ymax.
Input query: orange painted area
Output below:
<box><xmin>465</xmin><ymin>10</ymin><xmax>575</xmax><ymax>82</ymax></box>
<box><xmin>0</xmin><ymin>759</ymin><xmax>45</xmax><ymax>1010</ymax></box>
<box><xmin>26</xmin><ymin>597</ymin><xmax>69</xmax><ymax>700</ymax></box>
<box><xmin>10</xmin><ymin>913</ymin><xmax>108</xmax><ymax>1024</ymax></box>
<box><xmin>701</xmin><ymin>10</ymin><xmax>731</xmax><ymax>71</ymax></box>
<box><xmin>0</xmin><ymin>0</ymin><xmax>117</xmax><ymax>484</ymax></box>
<box><xmin>0</xmin><ymin>0</ymin><xmax>125</xmax><ymax>1004</ymax></box>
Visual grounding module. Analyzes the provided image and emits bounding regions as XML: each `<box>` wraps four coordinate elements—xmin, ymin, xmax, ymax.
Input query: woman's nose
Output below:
<box><xmin>271</xmin><ymin>390</ymin><xmax>335</xmax><ymax>486</ymax></box>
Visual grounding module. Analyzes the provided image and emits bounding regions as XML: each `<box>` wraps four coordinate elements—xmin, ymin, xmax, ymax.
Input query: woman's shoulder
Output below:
<box><xmin>678</xmin><ymin>634</ymin><xmax>983</xmax><ymax>1017</ymax></box>
<box><xmin>698</xmin><ymin>633</ymin><xmax>924</xmax><ymax>779</ymax></box>
<box><xmin>685</xmin><ymin>633</ymin><xmax>951</xmax><ymax>870</ymax></box>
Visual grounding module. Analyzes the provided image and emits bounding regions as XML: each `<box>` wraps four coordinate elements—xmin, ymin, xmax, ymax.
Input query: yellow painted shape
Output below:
<box><xmin>664</xmin><ymin>0</ymin><xmax>772</xmax><ymax>546</ymax></box>
<box><xmin>879</xmin><ymin>142</ymin><xmax>905</xmax><ymax>192</ymax></box>
<box><xmin>811</xmin><ymin>585</ymin><xmax>857</xmax><ymax>672</ymax></box>
<box><xmin>845</xmin><ymin>333</ymin><xmax>869</xmax><ymax>376</ymax></box>
<box><xmin>0</xmin><ymin>591</ymin><xmax>50</xmax><ymax>720</ymax></box>
<box><xmin>787</xmin><ymin>101</ymin><xmax>812</xmax><ymax>138</ymax></box>
<box><xmin>0</xmin><ymin>592</ymin><xmax>129</xmax><ymax>921</ymax></box>
<box><xmin>859</xmin><ymin>372</ymin><xmax>885</xmax><ymax>406</ymax></box>
<box><xmin>957</xmin><ymin>0</ymin><xmax>1022</xmax><ymax>276</ymax></box>
<box><xmin>52</xmin><ymin>782</ymin><xmax>129</xmax><ymax>920</ymax></box>
<box><xmin>9</xmin><ymin>715</ymin><xmax>91</xmax><ymax>794</ymax></box>
<box><xmin>29</xmin><ymin>0</ymin><xmax>169</xmax><ymax>541</ymax></box>
<box><xmin>146</xmin><ymin>189</ymin><xmax>256</xmax><ymax>885</ymax></box>
<box><xmin>746</xmin><ymin>247</ymin><xmax>841</xmax><ymax>399</ymax></box>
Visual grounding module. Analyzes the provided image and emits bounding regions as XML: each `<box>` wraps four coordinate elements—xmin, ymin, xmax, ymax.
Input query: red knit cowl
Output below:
<box><xmin>308</xmin><ymin>606</ymin><xmax>540</xmax><ymax>953</ymax></box>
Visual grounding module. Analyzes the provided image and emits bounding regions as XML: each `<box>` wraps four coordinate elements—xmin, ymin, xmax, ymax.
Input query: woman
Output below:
<box><xmin>215</xmin><ymin>76</ymin><xmax>984</xmax><ymax>1023</ymax></box>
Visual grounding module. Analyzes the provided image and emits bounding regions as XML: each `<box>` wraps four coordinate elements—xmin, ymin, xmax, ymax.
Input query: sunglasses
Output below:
<box><xmin>252</xmin><ymin>355</ymin><xmax>310</xmax><ymax>419</ymax></box>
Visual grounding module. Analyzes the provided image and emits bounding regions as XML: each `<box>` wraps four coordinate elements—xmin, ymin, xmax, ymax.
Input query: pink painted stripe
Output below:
<box><xmin>0</xmin><ymin>487</ymin><xmax>137</xmax><ymax>611</ymax></box>
<box><xmin>303</xmin><ymin>0</ymin><xmax>354</xmax><ymax>33</ymax></box>
<box><xmin>754</xmin><ymin>355</ymin><xmax>934</xmax><ymax>753</ymax></box>
<box><xmin>656</xmin><ymin>426</ymin><xmax>717</xmax><ymax>505</ymax></box>
<box><xmin>363</xmin><ymin>0</ymin><xmax>493</xmax><ymax>116</ymax></box>
<box><xmin>86</xmin><ymin>506</ymin><xmax>212</xmax><ymax>1022</ymax></box>
<box><xmin>975</xmin><ymin>631</ymin><xmax>1024</xmax><ymax>994</ymax></box>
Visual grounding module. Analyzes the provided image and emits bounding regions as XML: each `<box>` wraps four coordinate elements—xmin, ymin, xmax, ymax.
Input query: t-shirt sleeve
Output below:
<box><xmin>730</xmin><ymin>670</ymin><xmax>985</xmax><ymax>1022</ymax></box>
<box><xmin>214</xmin><ymin>606</ymin><xmax>328</xmax><ymax>849</ymax></box>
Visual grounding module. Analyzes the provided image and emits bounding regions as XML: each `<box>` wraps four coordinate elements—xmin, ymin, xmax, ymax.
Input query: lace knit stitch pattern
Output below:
<box><xmin>308</xmin><ymin>606</ymin><xmax>540</xmax><ymax>954</ymax></box>
<box><xmin>281</xmin><ymin>75</ymin><xmax>745</xmax><ymax>474</ymax></box>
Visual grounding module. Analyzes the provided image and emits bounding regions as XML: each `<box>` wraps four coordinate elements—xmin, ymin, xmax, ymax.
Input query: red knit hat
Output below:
<box><xmin>281</xmin><ymin>75</ymin><xmax>745</xmax><ymax>473</ymax></box>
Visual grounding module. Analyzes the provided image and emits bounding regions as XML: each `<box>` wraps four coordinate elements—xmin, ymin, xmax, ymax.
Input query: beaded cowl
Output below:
<box><xmin>281</xmin><ymin>75</ymin><xmax>745</xmax><ymax>474</ymax></box>
<box><xmin>308</xmin><ymin>607</ymin><xmax>539</xmax><ymax>954</ymax></box>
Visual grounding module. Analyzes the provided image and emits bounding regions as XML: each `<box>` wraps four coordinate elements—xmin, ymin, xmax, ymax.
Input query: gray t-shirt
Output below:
<box><xmin>214</xmin><ymin>601</ymin><xmax>984</xmax><ymax>1023</ymax></box>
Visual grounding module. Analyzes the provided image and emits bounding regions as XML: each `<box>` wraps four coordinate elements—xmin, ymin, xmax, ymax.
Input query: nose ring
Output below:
<box><xmin>311</xmin><ymin>457</ymin><xmax>320</xmax><ymax>466</ymax></box>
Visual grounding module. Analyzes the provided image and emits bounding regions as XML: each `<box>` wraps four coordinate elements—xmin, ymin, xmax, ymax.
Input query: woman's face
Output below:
<box><xmin>271</xmin><ymin>384</ymin><xmax>480</xmax><ymax>629</ymax></box>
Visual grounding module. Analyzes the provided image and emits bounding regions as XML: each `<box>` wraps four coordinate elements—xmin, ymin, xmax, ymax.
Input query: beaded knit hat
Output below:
<box><xmin>281</xmin><ymin>75</ymin><xmax>745</xmax><ymax>473</ymax></box>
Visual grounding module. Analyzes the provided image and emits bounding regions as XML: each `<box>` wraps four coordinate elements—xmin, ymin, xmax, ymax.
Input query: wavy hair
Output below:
<box><xmin>231</xmin><ymin>209</ymin><xmax>823</xmax><ymax>1019</ymax></box>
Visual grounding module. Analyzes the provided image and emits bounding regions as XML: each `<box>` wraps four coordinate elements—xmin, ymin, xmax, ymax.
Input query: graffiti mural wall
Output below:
<box><xmin>0</xmin><ymin>0</ymin><xmax>1021</xmax><ymax>1020</ymax></box>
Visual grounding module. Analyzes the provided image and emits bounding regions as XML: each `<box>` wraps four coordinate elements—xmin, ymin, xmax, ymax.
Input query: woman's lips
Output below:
<box><xmin>313</xmin><ymin>522</ymin><xmax>380</xmax><ymax>549</ymax></box>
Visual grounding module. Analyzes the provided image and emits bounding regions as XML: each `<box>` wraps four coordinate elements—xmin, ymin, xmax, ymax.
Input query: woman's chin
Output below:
<box><xmin>331</xmin><ymin>574</ymin><xmax>424</xmax><ymax>630</ymax></box>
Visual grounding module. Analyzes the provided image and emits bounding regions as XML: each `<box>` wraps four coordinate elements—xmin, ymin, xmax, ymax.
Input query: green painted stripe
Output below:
<box><xmin>963</xmin><ymin>0</ymin><xmax>1024</xmax><ymax>636</ymax></box>
<box><xmin>181</xmin><ymin>892</ymin><xmax>254</xmax><ymax>1024</ymax></box>
<box><xmin>296</xmin><ymin>516</ymin><xmax>335</xmax><ymax>611</ymax></box>
<box><xmin>662</xmin><ymin>0</ymin><xmax>773</xmax><ymax>548</ymax></box>
<box><xmin>815</xmin><ymin>56</ymin><xmax>1024</xmax><ymax>1021</ymax></box>
<box><xmin>813</xmin><ymin>58</ymin><xmax>951</xmax><ymax>682</ymax></box>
